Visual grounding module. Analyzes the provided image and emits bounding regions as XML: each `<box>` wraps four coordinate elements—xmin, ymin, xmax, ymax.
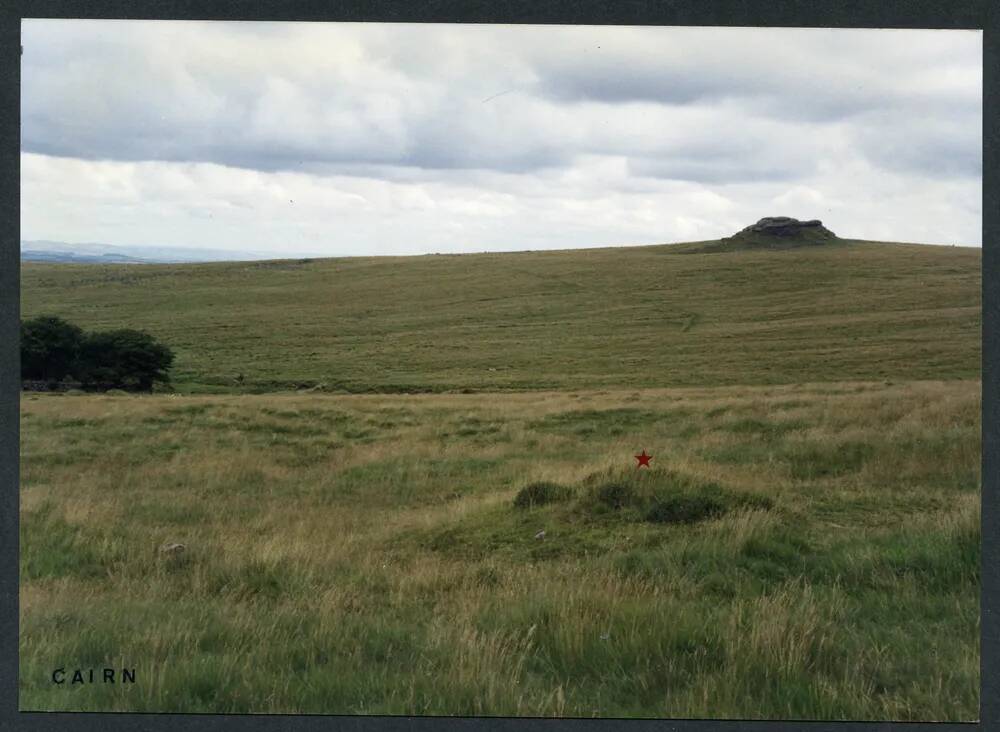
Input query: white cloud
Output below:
<box><xmin>772</xmin><ymin>186</ymin><xmax>828</xmax><ymax>210</ymax></box>
<box><xmin>20</xmin><ymin>21</ymin><xmax>982</xmax><ymax>252</ymax></box>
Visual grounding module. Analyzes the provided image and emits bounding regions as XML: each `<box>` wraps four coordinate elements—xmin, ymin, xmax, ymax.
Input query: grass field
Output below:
<box><xmin>18</xmin><ymin>239</ymin><xmax>981</xmax><ymax>718</ymax></box>
<box><xmin>20</xmin><ymin>240</ymin><xmax>980</xmax><ymax>392</ymax></box>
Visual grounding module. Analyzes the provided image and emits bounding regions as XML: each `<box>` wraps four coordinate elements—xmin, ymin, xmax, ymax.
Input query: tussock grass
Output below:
<box><xmin>578</xmin><ymin>467</ymin><xmax>773</xmax><ymax>524</ymax></box>
<box><xmin>513</xmin><ymin>482</ymin><xmax>574</xmax><ymax>509</ymax></box>
<box><xmin>18</xmin><ymin>380</ymin><xmax>980</xmax><ymax>718</ymax></box>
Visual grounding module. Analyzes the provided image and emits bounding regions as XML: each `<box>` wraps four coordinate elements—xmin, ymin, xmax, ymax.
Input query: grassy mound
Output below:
<box><xmin>581</xmin><ymin>468</ymin><xmax>773</xmax><ymax>525</ymax></box>
<box><xmin>408</xmin><ymin>468</ymin><xmax>778</xmax><ymax>564</ymax></box>
<box><xmin>515</xmin><ymin>468</ymin><xmax>776</xmax><ymax>527</ymax></box>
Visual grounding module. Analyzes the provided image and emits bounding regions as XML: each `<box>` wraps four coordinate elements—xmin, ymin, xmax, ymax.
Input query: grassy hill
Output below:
<box><xmin>20</xmin><ymin>239</ymin><xmax>981</xmax><ymax>393</ymax></box>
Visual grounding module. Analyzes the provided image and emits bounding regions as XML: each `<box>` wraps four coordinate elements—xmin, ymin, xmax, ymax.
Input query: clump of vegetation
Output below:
<box><xmin>20</xmin><ymin>315</ymin><xmax>174</xmax><ymax>393</ymax></box>
<box><xmin>581</xmin><ymin>468</ymin><xmax>773</xmax><ymax>525</ymax></box>
<box><xmin>513</xmin><ymin>481</ymin><xmax>573</xmax><ymax>508</ymax></box>
<box><xmin>595</xmin><ymin>481</ymin><xmax>634</xmax><ymax>509</ymax></box>
<box><xmin>76</xmin><ymin>328</ymin><xmax>174</xmax><ymax>392</ymax></box>
<box><xmin>20</xmin><ymin>315</ymin><xmax>83</xmax><ymax>383</ymax></box>
<box><xmin>644</xmin><ymin>494</ymin><xmax>726</xmax><ymax>524</ymax></box>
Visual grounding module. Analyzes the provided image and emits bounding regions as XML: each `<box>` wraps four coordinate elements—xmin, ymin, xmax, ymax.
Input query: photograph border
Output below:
<box><xmin>1</xmin><ymin>1</ymin><xmax>994</xmax><ymax>730</ymax></box>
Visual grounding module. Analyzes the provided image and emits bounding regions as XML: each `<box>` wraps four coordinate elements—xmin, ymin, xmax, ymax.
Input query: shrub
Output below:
<box><xmin>77</xmin><ymin>329</ymin><xmax>174</xmax><ymax>393</ymax></box>
<box><xmin>20</xmin><ymin>315</ymin><xmax>83</xmax><ymax>381</ymax></box>
<box><xmin>513</xmin><ymin>482</ymin><xmax>572</xmax><ymax>509</ymax></box>
<box><xmin>104</xmin><ymin>389</ymin><xmax>130</xmax><ymax>396</ymax></box>
<box><xmin>21</xmin><ymin>316</ymin><xmax>175</xmax><ymax>393</ymax></box>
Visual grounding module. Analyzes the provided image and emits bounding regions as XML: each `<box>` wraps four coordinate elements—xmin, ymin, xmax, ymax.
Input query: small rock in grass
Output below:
<box><xmin>158</xmin><ymin>542</ymin><xmax>186</xmax><ymax>557</ymax></box>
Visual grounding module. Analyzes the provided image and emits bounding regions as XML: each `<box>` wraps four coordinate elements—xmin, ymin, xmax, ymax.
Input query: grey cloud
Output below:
<box><xmin>628</xmin><ymin>155</ymin><xmax>813</xmax><ymax>185</ymax></box>
<box><xmin>865</xmin><ymin>133</ymin><xmax>981</xmax><ymax>180</ymax></box>
<box><xmin>849</xmin><ymin>110</ymin><xmax>981</xmax><ymax>179</ymax></box>
<box><xmin>529</xmin><ymin>27</ymin><xmax>980</xmax><ymax>123</ymax></box>
<box><xmin>21</xmin><ymin>26</ymin><xmax>559</xmax><ymax>175</ymax></box>
<box><xmin>19</xmin><ymin>21</ymin><xmax>982</xmax><ymax>192</ymax></box>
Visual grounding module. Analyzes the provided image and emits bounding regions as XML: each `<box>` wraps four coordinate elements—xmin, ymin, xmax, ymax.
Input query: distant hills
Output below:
<box><xmin>21</xmin><ymin>249</ymin><xmax>154</xmax><ymax>264</ymax></box>
<box><xmin>20</xmin><ymin>240</ymin><xmax>322</xmax><ymax>264</ymax></box>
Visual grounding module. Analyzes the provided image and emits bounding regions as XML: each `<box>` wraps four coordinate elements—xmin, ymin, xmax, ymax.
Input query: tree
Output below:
<box><xmin>20</xmin><ymin>315</ymin><xmax>84</xmax><ymax>382</ymax></box>
<box><xmin>77</xmin><ymin>329</ymin><xmax>175</xmax><ymax>392</ymax></box>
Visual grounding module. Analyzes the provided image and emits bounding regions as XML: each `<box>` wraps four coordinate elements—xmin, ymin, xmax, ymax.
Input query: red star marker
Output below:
<box><xmin>635</xmin><ymin>449</ymin><xmax>652</xmax><ymax>468</ymax></box>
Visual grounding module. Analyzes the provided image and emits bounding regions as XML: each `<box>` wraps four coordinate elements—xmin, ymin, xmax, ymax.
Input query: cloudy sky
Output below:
<box><xmin>20</xmin><ymin>20</ymin><xmax>982</xmax><ymax>256</ymax></box>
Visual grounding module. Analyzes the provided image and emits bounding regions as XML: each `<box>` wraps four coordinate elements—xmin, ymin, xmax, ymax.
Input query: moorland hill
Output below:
<box><xmin>20</xmin><ymin>238</ymin><xmax>980</xmax><ymax>393</ymax></box>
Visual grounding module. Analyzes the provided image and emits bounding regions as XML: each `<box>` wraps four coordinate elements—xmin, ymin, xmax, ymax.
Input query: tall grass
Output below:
<box><xmin>18</xmin><ymin>379</ymin><xmax>980</xmax><ymax>718</ymax></box>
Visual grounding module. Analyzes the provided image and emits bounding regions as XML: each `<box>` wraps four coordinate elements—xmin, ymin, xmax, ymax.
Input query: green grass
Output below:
<box><xmin>20</xmin><ymin>239</ymin><xmax>980</xmax><ymax>393</ymax></box>
<box><xmin>18</xmin><ymin>381</ymin><xmax>980</xmax><ymax>718</ymax></box>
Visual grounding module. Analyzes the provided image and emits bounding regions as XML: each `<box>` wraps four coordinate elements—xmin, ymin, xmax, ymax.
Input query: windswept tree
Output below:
<box><xmin>76</xmin><ymin>329</ymin><xmax>175</xmax><ymax>392</ymax></box>
<box><xmin>20</xmin><ymin>315</ymin><xmax>84</xmax><ymax>382</ymax></box>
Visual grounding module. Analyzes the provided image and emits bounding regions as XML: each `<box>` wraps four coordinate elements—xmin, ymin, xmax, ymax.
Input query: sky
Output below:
<box><xmin>20</xmin><ymin>21</ymin><xmax>983</xmax><ymax>256</ymax></box>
